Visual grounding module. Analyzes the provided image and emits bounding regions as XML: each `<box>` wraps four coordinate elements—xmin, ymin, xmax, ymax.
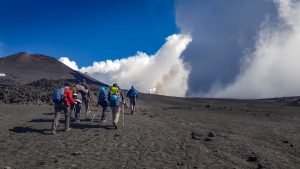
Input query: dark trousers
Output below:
<box><xmin>52</xmin><ymin>103</ymin><xmax>71</xmax><ymax>131</ymax></box>
<box><xmin>83</xmin><ymin>98</ymin><xmax>89</xmax><ymax>113</ymax></box>
<box><xmin>99</xmin><ymin>100</ymin><xmax>108</xmax><ymax>121</ymax></box>
<box><xmin>75</xmin><ymin>103</ymin><xmax>82</xmax><ymax>120</ymax></box>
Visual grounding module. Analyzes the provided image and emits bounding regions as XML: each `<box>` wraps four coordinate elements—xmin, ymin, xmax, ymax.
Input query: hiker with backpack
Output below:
<box><xmin>51</xmin><ymin>82</ymin><xmax>76</xmax><ymax>134</ymax></box>
<box><xmin>76</xmin><ymin>80</ymin><xmax>90</xmax><ymax>114</ymax></box>
<box><xmin>126</xmin><ymin>86</ymin><xmax>138</xmax><ymax>114</ymax></box>
<box><xmin>71</xmin><ymin>84</ymin><xmax>83</xmax><ymax>122</ymax></box>
<box><xmin>98</xmin><ymin>86</ymin><xmax>109</xmax><ymax>123</ymax></box>
<box><xmin>109</xmin><ymin>83</ymin><xmax>125</xmax><ymax>129</ymax></box>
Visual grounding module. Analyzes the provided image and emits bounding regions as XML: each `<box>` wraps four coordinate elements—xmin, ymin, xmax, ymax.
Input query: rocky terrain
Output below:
<box><xmin>0</xmin><ymin>91</ymin><xmax>300</xmax><ymax>169</ymax></box>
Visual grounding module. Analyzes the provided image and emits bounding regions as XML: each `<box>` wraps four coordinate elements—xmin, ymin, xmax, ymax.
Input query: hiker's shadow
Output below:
<box><xmin>9</xmin><ymin>126</ymin><xmax>50</xmax><ymax>135</ymax></box>
<box><xmin>71</xmin><ymin>123</ymin><xmax>116</xmax><ymax>130</ymax></box>
<box><xmin>28</xmin><ymin>118</ymin><xmax>53</xmax><ymax>123</ymax></box>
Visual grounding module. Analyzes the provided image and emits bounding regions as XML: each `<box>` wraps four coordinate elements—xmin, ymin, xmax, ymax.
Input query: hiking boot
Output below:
<box><xmin>65</xmin><ymin>128</ymin><xmax>72</xmax><ymax>132</ymax></box>
<box><xmin>52</xmin><ymin>130</ymin><xmax>57</xmax><ymax>135</ymax></box>
<box><xmin>113</xmin><ymin>122</ymin><xmax>118</xmax><ymax>129</ymax></box>
<box><xmin>100</xmin><ymin>119</ymin><xmax>107</xmax><ymax>123</ymax></box>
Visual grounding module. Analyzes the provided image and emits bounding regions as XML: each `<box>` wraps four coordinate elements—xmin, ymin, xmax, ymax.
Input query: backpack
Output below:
<box><xmin>109</xmin><ymin>94</ymin><xmax>119</xmax><ymax>107</ymax></box>
<box><xmin>99</xmin><ymin>87</ymin><xmax>108</xmax><ymax>101</ymax></box>
<box><xmin>128</xmin><ymin>89</ymin><xmax>137</xmax><ymax>98</ymax></box>
<box><xmin>51</xmin><ymin>87</ymin><xmax>65</xmax><ymax>103</ymax></box>
<box><xmin>111</xmin><ymin>86</ymin><xmax>120</xmax><ymax>95</ymax></box>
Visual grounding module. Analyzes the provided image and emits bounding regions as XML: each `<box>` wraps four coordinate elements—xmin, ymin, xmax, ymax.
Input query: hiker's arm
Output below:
<box><xmin>67</xmin><ymin>91</ymin><xmax>76</xmax><ymax>105</ymax></box>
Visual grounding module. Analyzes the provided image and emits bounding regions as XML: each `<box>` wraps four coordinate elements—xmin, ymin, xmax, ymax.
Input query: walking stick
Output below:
<box><xmin>122</xmin><ymin>103</ymin><xmax>125</xmax><ymax>127</ymax></box>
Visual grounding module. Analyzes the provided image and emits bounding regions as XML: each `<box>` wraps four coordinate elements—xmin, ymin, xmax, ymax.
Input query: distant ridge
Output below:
<box><xmin>0</xmin><ymin>52</ymin><xmax>106</xmax><ymax>86</ymax></box>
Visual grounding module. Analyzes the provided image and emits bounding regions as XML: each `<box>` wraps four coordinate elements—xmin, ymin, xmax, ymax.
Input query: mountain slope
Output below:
<box><xmin>0</xmin><ymin>52</ymin><xmax>105</xmax><ymax>86</ymax></box>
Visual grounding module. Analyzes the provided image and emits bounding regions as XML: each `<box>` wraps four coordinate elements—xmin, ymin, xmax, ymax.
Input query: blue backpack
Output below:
<box><xmin>128</xmin><ymin>89</ymin><xmax>137</xmax><ymax>98</ymax></box>
<box><xmin>109</xmin><ymin>94</ymin><xmax>119</xmax><ymax>107</ymax></box>
<box><xmin>52</xmin><ymin>87</ymin><xmax>65</xmax><ymax>103</ymax></box>
<box><xmin>99</xmin><ymin>87</ymin><xmax>108</xmax><ymax>101</ymax></box>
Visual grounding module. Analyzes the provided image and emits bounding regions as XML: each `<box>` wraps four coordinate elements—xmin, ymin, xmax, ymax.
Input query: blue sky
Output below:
<box><xmin>0</xmin><ymin>0</ymin><xmax>177</xmax><ymax>67</ymax></box>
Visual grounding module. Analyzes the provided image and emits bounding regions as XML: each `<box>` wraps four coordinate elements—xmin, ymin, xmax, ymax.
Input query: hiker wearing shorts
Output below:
<box><xmin>126</xmin><ymin>86</ymin><xmax>138</xmax><ymax>114</ymax></box>
<box><xmin>109</xmin><ymin>83</ymin><xmax>125</xmax><ymax>129</ymax></box>
<box><xmin>52</xmin><ymin>82</ymin><xmax>76</xmax><ymax>134</ymax></box>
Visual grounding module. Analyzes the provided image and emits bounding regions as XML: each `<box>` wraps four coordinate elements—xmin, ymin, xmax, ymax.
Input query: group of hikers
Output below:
<box><xmin>51</xmin><ymin>79</ymin><xmax>138</xmax><ymax>134</ymax></box>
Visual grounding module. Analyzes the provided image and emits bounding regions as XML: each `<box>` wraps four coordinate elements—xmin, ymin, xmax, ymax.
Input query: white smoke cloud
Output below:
<box><xmin>214</xmin><ymin>0</ymin><xmax>300</xmax><ymax>98</ymax></box>
<box><xmin>59</xmin><ymin>34</ymin><xmax>192</xmax><ymax>97</ymax></box>
<box><xmin>58</xmin><ymin>57</ymin><xmax>79</xmax><ymax>70</ymax></box>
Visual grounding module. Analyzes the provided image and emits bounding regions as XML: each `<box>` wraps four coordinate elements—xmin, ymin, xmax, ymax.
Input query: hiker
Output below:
<box><xmin>109</xmin><ymin>83</ymin><xmax>125</xmax><ymax>129</ymax></box>
<box><xmin>98</xmin><ymin>86</ymin><xmax>109</xmax><ymax>123</ymax></box>
<box><xmin>52</xmin><ymin>82</ymin><xmax>76</xmax><ymax>134</ymax></box>
<box><xmin>72</xmin><ymin>85</ymin><xmax>83</xmax><ymax>122</ymax></box>
<box><xmin>77</xmin><ymin>79</ymin><xmax>90</xmax><ymax>114</ymax></box>
<box><xmin>126</xmin><ymin>86</ymin><xmax>138</xmax><ymax>114</ymax></box>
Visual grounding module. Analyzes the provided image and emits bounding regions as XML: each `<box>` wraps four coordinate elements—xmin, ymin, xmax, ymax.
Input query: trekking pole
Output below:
<box><xmin>122</xmin><ymin>103</ymin><xmax>125</xmax><ymax>127</ymax></box>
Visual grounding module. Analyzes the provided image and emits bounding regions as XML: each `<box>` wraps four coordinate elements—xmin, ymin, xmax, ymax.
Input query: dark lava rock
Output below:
<box><xmin>71</xmin><ymin>151</ymin><xmax>82</xmax><ymax>156</ymax></box>
<box><xmin>114</xmin><ymin>133</ymin><xmax>120</xmax><ymax>137</ymax></box>
<box><xmin>177</xmin><ymin>162</ymin><xmax>184</xmax><ymax>166</ymax></box>
<box><xmin>191</xmin><ymin>131</ymin><xmax>202</xmax><ymax>140</ymax></box>
<box><xmin>282</xmin><ymin>140</ymin><xmax>289</xmax><ymax>143</ymax></box>
<box><xmin>205</xmin><ymin>104</ymin><xmax>210</xmax><ymax>108</ymax></box>
<box><xmin>290</xmin><ymin>144</ymin><xmax>294</xmax><ymax>147</ymax></box>
<box><xmin>247</xmin><ymin>152</ymin><xmax>258</xmax><ymax>162</ymax></box>
<box><xmin>257</xmin><ymin>164</ymin><xmax>263</xmax><ymax>169</ymax></box>
<box><xmin>204</xmin><ymin>138</ymin><xmax>212</xmax><ymax>142</ymax></box>
<box><xmin>207</xmin><ymin>132</ymin><xmax>215</xmax><ymax>137</ymax></box>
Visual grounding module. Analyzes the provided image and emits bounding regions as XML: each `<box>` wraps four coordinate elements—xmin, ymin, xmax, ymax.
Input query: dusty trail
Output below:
<box><xmin>0</xmin><ymin>95</ymin><xmax>300</xmax><ymax>169</ymax></box>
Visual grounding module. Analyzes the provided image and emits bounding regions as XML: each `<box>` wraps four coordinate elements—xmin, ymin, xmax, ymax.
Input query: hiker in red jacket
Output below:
<box><xmin>52</xmin><ymin>82</ymin><xmax>76</xmax><ymax>134</ymax></box>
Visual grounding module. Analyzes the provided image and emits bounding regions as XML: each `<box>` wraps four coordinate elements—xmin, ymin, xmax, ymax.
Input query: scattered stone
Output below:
<box><xmin>290</xmin><ymin>144</ymin><xmax>294</xmax><ymax>147</ymax></box>
<box><xmin>207</xmin><ymin>132</ymin><xmax>215</xmax><ymax>137</ymax></box>
<box><xmin>257</xmin><ymin>164</ymin><xmax>263</xmax><ymax>169</ymax></box>
<box><xmin>204</xmin><ymin>137</ymin><xmax>212</xmax><ymax>142</ymax></box>
<box><xmin>191</xmin><ymin>131</ymin><xmax>202</xmax><ymax>140</ymax></box>
<box><xmin>71</xmin><ymin>151</ymin><xmax>82</xmax><ymax>156</ymax></box>
<box><xmin>282</xmin><ymin>140</ymin><xmax>289</xmax><ymax>143</ymax></box>
<box><xmin>247</xmin><ymin>152</ymin><xmax>258</xmax><ymax>162</ymax></box>
<box><xmin>4</xmin><ymin>167</ymin><xmax>11</xmax><ymax>169</ymax></box>
<box><xmin>205</xmin><ymin>105</ymin><xmax>210</xmax><ymax>108</ymax></box>
<box><xmin>114</xmin><ymin>133</ymin><xmax>120</xmax><ymax>137</ymax></box>
<box><xmin>54</xmin><ymin>158</ymin><xmax>60</xmax><ymax>163</ymax></box>
<box><xmin>37</xmin><ymin>161</ymin><xmax>46</xmax><ymax>165</ymax></box>
<box><xmin>149</xmin><ymin>115</ymin><xmax>154</xmax><ymax>117</ymax></box>
<box><xmin>177</xmin><ymin>162</ymin><xmax>184</xmax><ymax>166</ymax></box>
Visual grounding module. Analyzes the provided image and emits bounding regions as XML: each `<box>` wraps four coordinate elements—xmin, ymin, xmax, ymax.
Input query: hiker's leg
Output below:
<box><xmin>64</xmin><ymin>106</ymin><xmax>71</xmax><ymax>131</ymax></box>
<box><xmin>75</xmin><ymin>103</ymin><xmax>81</xmax><ymax>120</ymax></box>
<box><xmin>84</xmin><ymin>98</ymin><xmax>89</xmax><ymax>113</ymax></box>
<box><xmin>101</xmin><ymin>106</ymin><xmax>107</xmax><ymax>121</ymax></box>
<box><xmin>114</xmin><ymin>107</ymin><xmax>120</xmax><ymax>124</ymax></box>
<box><xmin>52</xmin><ymin>104</ymin><xmax>61</xmax><ymax>131</ymax></box>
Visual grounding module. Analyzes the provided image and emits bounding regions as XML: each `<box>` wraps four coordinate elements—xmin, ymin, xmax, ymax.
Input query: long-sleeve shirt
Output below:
<box><xmin>63</xmin><ymin>87</ymin><xmax>76</xmax><ymax>107</ymax></box>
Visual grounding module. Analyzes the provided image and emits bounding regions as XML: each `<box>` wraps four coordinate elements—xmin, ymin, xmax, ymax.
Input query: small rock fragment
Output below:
<box><xmin>204</xmin><ymin>138</ymin><xmax>212</xmax><ymax>142</ymax></box>
<box><xmin>207</xmin><ymin>132</ymin><xmax>215</xmax><ymax>137</ymax></box>
<box><xmin>71</xmin><ymin>151</ymin><xmax>82</xmax><ymax>156</ymax></box>
<box><xmin>205</xmin><ymin>105</ymin><xmax>210</xmax><ymax>108</ymax></box>
<box><xmin>257</xmin><ymin>164</ymin><xmax>263</xmax><ymax>169</ymax></box>
<box><xmin>191</xmin><ymin>131</ymin><xmax>202</xmax><ymax>140</ymax></box>
<box><xmin>282</xmin><ymin>140</ymin><xmax>289</xmax><ymax>143</ymax></box>
<box><xmin>247</xmin><ymin>152</ymin><xmax>258</xmax><ymax>162</ymax></box>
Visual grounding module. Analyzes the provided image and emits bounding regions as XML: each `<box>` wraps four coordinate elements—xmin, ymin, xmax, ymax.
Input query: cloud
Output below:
<box><xmin>213</xmin><ymin>0</ymin><xmax>300</xmax><ymax>98</ymax></box>
<box><xmin>59</xmin><ymin>34</ymin><xmax>192</xmax><ymax>97</ymax></box>
<box><xmin>58</xmin><ymin>57</ymin><xmax>79</xmax><ymax>70</ymax></box>
<box><xmin>175</xmin><ymin>0</ymin><xmax>278</xmax><ymax>97</ymax></box>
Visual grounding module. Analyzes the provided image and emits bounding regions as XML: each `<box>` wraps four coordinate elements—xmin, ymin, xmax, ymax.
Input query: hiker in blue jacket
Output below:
<box><xmin>126</xmin><ymin>86</ymin><xmax>138</xmax><ymax>114</ymax></box>
<box><xmin>98</xmin><ymin>86</ymin><xmax>109</xmax><ymax>123</ymax></box>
